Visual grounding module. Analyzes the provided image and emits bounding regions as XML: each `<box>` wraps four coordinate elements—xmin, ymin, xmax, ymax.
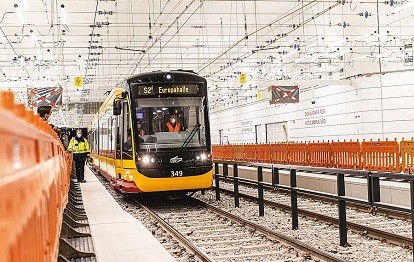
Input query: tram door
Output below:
<box><xmin>114</xmin><ymin>106</ymin><xmax>122</xmax><ymax>170</ymax></box>
<box><xmin>120</xmin><ymin>101</ymin><xmax>133</xmax><ymax>168</ymax></box>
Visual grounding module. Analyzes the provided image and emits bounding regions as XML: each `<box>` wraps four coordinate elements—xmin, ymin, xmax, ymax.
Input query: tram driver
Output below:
<box><xmin>163</xmin><ymin>109</ymin><xmax>185</xmax><ymax>132</ymax></box>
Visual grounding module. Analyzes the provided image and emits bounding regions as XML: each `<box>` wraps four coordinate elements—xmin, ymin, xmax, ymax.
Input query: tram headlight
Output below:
<box><xmin>142</xmin><ymin>155</ymin><xmax>150</xmax><ymax>164</ymax></box>
<box><xmin>195</xmin><ymin>152</ymin><xmax>211</xmax><ymax>162</ymax></box>
<box><xmin>138</xmin><ymin>154</ymin><xmax>160</xmax><ymax>166</ymax></box>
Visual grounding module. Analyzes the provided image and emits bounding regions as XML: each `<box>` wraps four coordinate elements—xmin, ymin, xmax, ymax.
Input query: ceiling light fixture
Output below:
<box><xmin>295</xmin><ymin>56</ymin><xmax>308</xmax><ymax>63</ymax></box>
<box><xmin>14</xmin><ymin>4</ymin><xmax>25</xmax><ymax>25</ymax></box>
<box><xmin>36</xmin><ymin>49</ymin><xmax>42</xmax><ymax>60</ymax></box>
<box><xmin>351</xmin><ymin>53</ymin><xmax>371</xmax><ymax>61</ymax></box>
<box><xmin>305</xmin><ymin>39</ymin><xmax>318</xmax><ymax>47</ymax></box>
<box><xmin>78</xmin><ymin>55</ymin><xmax>83</xmax><ymax>68</ymax></box>
<box><xmin>288</xmin><ymin>69</ymin><xmax>303</xmax><ymax>77</ymax></box>
<box><xmin>0</xmin><ymin>33</ymin><xmax>7</xmax><ymax>44</ymax></box>
<box><xmin>47</xmin><ymin>49</ymin><xmax>54</xmax><ymax>60</ymax></box>
<box><xmin>20</xmin><ymin>0</ymin><xmax>28</xmax><ymax>11</ymax></box>
<box><xmin>352</xmin><ymin>32</ymin><xmax>373</xmax><ymax>42</ymax></box>
<box><xmin>283</xmin><ymin>38</ymin><xmax>298</xmax><ymax>47</ymax></box>
<box><xmin>61</xmin><ymin>30</ymin><xmax>66</xmax><ymax>42</ymax></box>
<box><xmin>283</xmin><ymin>49</ymin><xmax>299</xmax><ymax>58</ymax></box>
<box><xmin>337</xmin><ymin>48</ymin><xmax>352</xmax><ymax>56</ymax></box>
<box><xmin>60</xmin><ymin>4</ymin><xmax>67</xmax><ymax>25</ymax></box>
<box><xmin>365</xmin><ymin>31</ymin><xmax>388</xmax><ymax>42</ymax></box>
<box><xmin>329</xmin><ymin>37</ymin><xmax>348</xmax><ymax>47</ymax></box>
<box><xmin>376</xmin><ymin>48</ymin><xmax>401</xmax><ymax>58</ymax></box>
<box><xmin>30</xmin><ymin>30</ymin><xmax>37</xmax><ymax>46</ymax></box>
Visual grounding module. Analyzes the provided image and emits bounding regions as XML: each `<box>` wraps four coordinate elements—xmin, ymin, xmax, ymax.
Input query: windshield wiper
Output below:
<box><xmin>179</xmin><ymin>123</ymin><xmax>201</xmax><ymax>152</ymax></box>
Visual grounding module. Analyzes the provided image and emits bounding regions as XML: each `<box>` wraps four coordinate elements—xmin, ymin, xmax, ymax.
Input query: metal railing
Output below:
<box><xmin>213</xmin><ymin>161</ymin><xmax>414</xmax><ymax>252</ymax></box>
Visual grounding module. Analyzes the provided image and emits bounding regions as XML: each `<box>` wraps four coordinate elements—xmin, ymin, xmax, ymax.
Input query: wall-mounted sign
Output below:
<box><xmin>27</xmin><ymin>84</ymin><xmax>63</xmax><ymax>108</ymax></box>
<box><xmin>241</xmin><ymin>127</ymin><xmax>254</xmax><ymax>133</ymax></box>
<box><xmin>241</xmin><ymin>120</ymin><xmax>252</xmax><ymax>125</ymax></box>
<box><xmin>304</xmin><ymin>108</ymin><xmax>327</xmax><ymax>126</ymax></box>
<box><xmin>305</xmin><ymin>118</ymin><xmax>326</xmax><ymax>126</ymax></box>
<box><xmin>239</xmin><ymin>73</ymin><xmax>247</xmax><ymax>84</ymax></box>
<box><xmin>257</xmin><ymin>91</ymin><xmax>263</xmax><ymax>100</ymax></box>
<box><xmin>269</xmin><ymin>85</ymin><xmax>299</xmax><ymax>104</ymax></box>
<box><xmin>74</xmin><ymin>76</ymin><xmax>83</xmax><ymax>88</ymax></box>
<box><xmin>305</xmin><ymin>108</ymin><xmax>326</xmax><ymax>116</ymax></box>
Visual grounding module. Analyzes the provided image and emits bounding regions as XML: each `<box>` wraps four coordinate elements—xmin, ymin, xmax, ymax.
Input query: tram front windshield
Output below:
<box><xmin>133</xmin><ymin>97</ymin><xmax>207</xmax><ymax>150</ymax></box>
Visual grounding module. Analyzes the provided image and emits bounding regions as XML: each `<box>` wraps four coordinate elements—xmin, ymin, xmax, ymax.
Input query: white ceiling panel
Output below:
<box><xmin>0</xmin><ymin>0</ymin><xmax>413</xmax><ymax>127</ymax></box>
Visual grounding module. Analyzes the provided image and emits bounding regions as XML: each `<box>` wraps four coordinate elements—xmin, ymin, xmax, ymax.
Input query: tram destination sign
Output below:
<box><xmin>136</xmin><ymin>84</ymin><xmax>200</xmax><ymax>96</ymax></box>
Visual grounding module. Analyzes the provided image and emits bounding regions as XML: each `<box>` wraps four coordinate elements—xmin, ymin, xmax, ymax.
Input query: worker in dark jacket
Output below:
<box><xmin>68</xmin><ymin>129</ymin><xmax>90</xmax><ymax>183</ymax></box>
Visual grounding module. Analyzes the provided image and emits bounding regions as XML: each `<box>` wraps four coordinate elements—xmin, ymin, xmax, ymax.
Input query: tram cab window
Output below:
<box><xmin>134</xmin><ymin>97</ymin><xmax>206</xmax><ymax>150</ymax></box>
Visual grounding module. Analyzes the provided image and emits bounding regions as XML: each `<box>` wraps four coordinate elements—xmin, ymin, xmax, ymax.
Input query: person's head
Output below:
<box><xmin>169</xmin><ymin>114</ymin><xmax>177</xmax><ymax>124</ymax></box>
<box><xmin>37</xmin><ymin>105</ymin><xmax>52</xmax><ymax>121</ymax></box>
<box><xmin>76</xmin><ymin>129</ymin><xmax>83</xmax><ymax>138</ymax></box>
<box><xmin>137</xmin><ymin>119</ymin><xmax>142</xmax><ymax>129</ymax></box>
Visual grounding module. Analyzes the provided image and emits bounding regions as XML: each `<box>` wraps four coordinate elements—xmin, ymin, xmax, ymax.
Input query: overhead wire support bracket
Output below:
<box><xmin>114</xmin><ymin>46</ymin><xmax>145</xmax><ymax>53</ymax></box>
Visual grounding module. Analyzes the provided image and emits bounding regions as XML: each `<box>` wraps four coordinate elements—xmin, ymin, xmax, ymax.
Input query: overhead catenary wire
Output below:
<box><xmin>200</xmin><ymin>0</ymin><xmax>342</xmax><ymax>77</ymax></box>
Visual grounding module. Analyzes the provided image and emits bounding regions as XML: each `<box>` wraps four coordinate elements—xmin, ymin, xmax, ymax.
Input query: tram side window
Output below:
<box><xmin>110</xmin><ymin>117</ymin><xmax>117</xmax><ymax>158</ymax></box>
<box><xmin>135</xmin><ymin>108</ymin><xmax>148</xmax><ymax>137</ymax></box>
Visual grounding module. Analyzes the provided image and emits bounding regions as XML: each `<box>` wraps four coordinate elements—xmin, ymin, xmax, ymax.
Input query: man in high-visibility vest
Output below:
<box><xmin>165</xmin><ymin>113</ymin><xmax>182</xmax><ymax>132</ymax></box>
<box><xmin>68</xmin><ymin>129</ymin><xmax>90</xmax><ymax>183</ymax></box>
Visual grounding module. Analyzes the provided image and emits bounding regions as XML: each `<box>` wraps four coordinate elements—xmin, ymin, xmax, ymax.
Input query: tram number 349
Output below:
<box><xmin>171</xmin><ymin>170</ymin><xmax>183</xmax><ymax>177</ymax></box>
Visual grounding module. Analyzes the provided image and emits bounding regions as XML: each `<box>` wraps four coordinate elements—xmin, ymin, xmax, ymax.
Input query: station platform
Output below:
<box><xmin>79</xmin><ymin>167</ymin><xmax>175</xmax><ymax>262</ymax></box>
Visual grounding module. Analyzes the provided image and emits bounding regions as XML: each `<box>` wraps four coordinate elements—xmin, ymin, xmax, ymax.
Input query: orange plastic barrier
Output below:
<box><xmin>288</xmin><ymin>142</ymin><xmax>309</xmax><ymax>166</ymax></box>
<box><xmin>401</xmin><ymin>139</ymin><xmax>414</xmax><ymax>174</ymax></box>
<box><xmin>233</xmin><ymin>144</ymin><xmax>244</xmax><ymax>161</ymax></box>
<box><xmin>244</xmin><ymin>144</ymin><xmax>257</xmax><ymax>162</ymax></box>
<box><xmin>222</xmin><ymin>145</ymin><xmax>234</xmax><ymax>161</ymax></box>
<box><xmin>211</xmin><ymin>145</ymin><xmax>223</xmax><ymax>160</ymax></box>
<box><xmin>0</xmin><ymin>91</ymin><xmax>71</xmax><ymax>262</ymax></box>
<box><xmin>362</xmin><ymin>139</ymin><xmax>402</xmax><ymax>172</ymax></box>
<box><xmin>256</xmin><ymin>143</ymin><xmax>272</xmax><ymax>163</ymax></box>
<box><xmin>270</xmin><ymin>143</ymin><xmax>289</xmax><ymax>164</ymax></box>
<box><xmin>213</xmin><ymin>138</ymin><xmax>414</xmax><ymax>173</ymax></box>
<box><xmin>331</xmin><ymin>141</ymin><xmax>362</xmax><ymax>170</ymax></box>
<box><xmin>308</xmin><ymin>141</ymin><xmax>332</xmax><ymax>167</ymax></box>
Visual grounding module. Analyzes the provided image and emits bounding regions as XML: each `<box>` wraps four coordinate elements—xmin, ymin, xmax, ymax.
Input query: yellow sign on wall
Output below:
<box><xmin>257</xmin><ymin>91</ymin><xmax>263</xmax><ymax>100</ymax></box>
<box><xmin>239</xmin><ymin>73</ymin><xmax>247</xmax><ymax>84</ymax></box>
<box><xmin>74</xmin><ymin>76</ymin><xmax>83</xmax><ymax>87</ymax></box>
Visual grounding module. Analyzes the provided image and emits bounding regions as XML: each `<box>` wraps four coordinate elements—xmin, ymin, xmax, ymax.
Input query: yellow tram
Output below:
<box><xmin>88</xmin><ymin>70</ymin><xmax>213</xmax><ymax>193</ymax></box>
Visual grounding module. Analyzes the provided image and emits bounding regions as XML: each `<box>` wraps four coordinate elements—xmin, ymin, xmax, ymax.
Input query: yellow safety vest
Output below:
<box><xmin>68</xmin><ymin>137</ymin><xmax>90</xmax><ymax>154</ymax></box>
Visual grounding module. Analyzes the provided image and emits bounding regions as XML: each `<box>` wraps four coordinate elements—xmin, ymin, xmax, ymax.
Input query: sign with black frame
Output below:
<box><xmin>134</xmin><ymin>83</ymin><xmax>201</xmax><ymax>96</ymax></box>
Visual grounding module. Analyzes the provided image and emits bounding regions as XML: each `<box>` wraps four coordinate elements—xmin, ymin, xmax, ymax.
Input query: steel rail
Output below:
<box><xmin>191</xmin><ymin>197</ymin><xmax>344</xmax><ymax>262</ymax></box>
<box><xmin>131</xmin><ymin>194</ymin><xmax>343</xmax><ymax>261</ymax></box>
<box><xmin>128</xmin><ymin>196</ymin><xmax>214</xmax><ymax>262</ymax></box>
<box><xmin>220</xmin><ymin>175</ymin><xmax>412</xmax><ymax>220</ymax></box>
<box><xmin>216</xmin><ymin>187</ymin><xmax>413</xmax><ymax>248</ymax></box>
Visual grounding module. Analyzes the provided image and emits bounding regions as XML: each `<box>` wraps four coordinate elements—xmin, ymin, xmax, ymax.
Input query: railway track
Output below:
<box><xmin>90</xmin><ymin>166</ymin><xmax>412</xmax><ymax>260</ymax></box>
<box><xmin>130</xmin><ymin>196</ymin><xmax>343</xmax><ymax>262</ymax></box>
<box><xmin>215</xmin><ymin>180</ymin><xmax>413</xmax><ymax>248</ymax></box>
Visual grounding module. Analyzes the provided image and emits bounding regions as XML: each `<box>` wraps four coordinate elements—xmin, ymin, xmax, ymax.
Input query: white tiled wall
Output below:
<box><xmin>211</xmin><ymin>71</ymin><xmax>414</xmax><ymax>144</ymax></box>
